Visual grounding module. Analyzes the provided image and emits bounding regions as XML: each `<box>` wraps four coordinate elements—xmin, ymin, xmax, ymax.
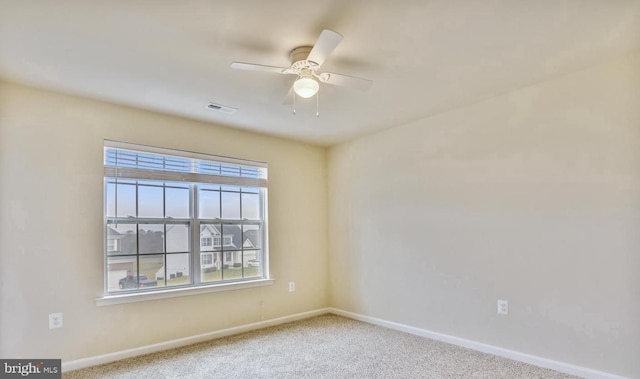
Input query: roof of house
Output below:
<box><xmin>107</xmin><ymin>226</ymin><xmax>122</xmax><ymax>236</ymax></box>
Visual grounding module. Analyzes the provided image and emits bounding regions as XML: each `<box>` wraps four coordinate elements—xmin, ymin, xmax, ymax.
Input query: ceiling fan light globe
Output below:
<box><xmin>293</xmin><ymin>77</ymin><xmax>319</xmax><ymax>98</ymax></box>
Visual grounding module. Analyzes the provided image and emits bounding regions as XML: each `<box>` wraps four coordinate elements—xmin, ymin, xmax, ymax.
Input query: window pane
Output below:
<box><xmin>137</xmin><ymin>180</ymin><xmax>160</xmax><ymax>186</ymax></box>
<box><xmin>107</xmin><ymin>223</ymin><xmax>137</xmax><ymax>254</ymax></box>
<box><xmin>166</xmin><ymin>184</ymin><xmax>190</xmax><ymax>218</ymax></box>
<box><xmin>241</xmin><ymin>186</ymin><xmax>259</xmax><ymax>194</ymax></box>
<box><xmin>138</xmin><ymin>224</ymin><xmax>164</xmax><ymax>254</ymax></box>
<box><xmin>222</xmin><ymin>192</ymin><xmax>240</xmax><ymax>219</ymax></box>
<box><xmin>243</xmin><ymin>224</ymin><xmax>261</xmax><ymax>249</ymax></box>
<box><xmin>139</xmin><ymin>254</ymin><xmax>164</xmax><ymax>289</ymax></box>
<box><xmin>201</xmin><ymin>252</ymin><xmax>222</xmax><ymax>283</ymax></box>
<box><xmin>116</xmin><ymin>183</ymin><xmax>136</xmax><ymax>218</ymax></box>
<box><xmin>107</xmin><ymin>256</ymin><xmax>137</xmax><ymax>292</ymax></box>
<box><xmin>222</xmin><ymin>224</ymin><xmax>242</xmax><ymax>250</ymax></box>
<box><xmin>166</xmin><ymin>253</ymin><xmax>190</xmax><ymax>287</ymax></box>
<box><xmin>166</xmin><ymin>224</ymin><xmax>189</xmax><ymax>253</ymax></box>
<box><xmin>241</xmin><ymin>193</ymin><xmax>260</xmax><ymax>220</ymax></box>
<box><xmin>106</xmin><ymin>182</ymin><xmax>115</xmax><ymax>217</ymax></box>
<box><xmin>222</xmin><ymin>250</ymin><xmax>243</xmax><ymax>280</ymax></box>
<box><xmin>243</xmin><ymin>250</ymin><xmax>261</xmax><ymax>278</ymax></box>
<box><xmin>199</xmin><ymin>189</ymin><xmax>220</xmax><ymax>219</ymax></box>
<box><xmin>138</xmin><ymin>184</ymin><xmax>163</xmax><ymax>218</ymax></box>
<box><xmin>200</xmin><ymin>224</ymin><xmax>221</xmax><ymax>251</ymax></box>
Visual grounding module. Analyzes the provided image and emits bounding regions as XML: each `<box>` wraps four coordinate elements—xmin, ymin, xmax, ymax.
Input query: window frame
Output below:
<box><xmin>99</xmin><ymin>141</ymin><xmax>271</xmax><ymax>305</ymax></box>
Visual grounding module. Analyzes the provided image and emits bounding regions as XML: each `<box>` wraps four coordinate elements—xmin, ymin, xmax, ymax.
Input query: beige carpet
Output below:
<box><xmin>63</xmin><ymin>314</ymin><xmax>579</xmax><ymax>379</ymax></box>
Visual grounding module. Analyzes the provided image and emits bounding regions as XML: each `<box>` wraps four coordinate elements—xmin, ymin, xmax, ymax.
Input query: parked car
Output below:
<box><xmin>119</xmin><ymin>275</ymin><xmax>157</xmax><ymax>289</ymax></box>
<box><xmin>247</xmin><ymin>259</ymin><xmax>260</xmax><ymax>267</ymax></box>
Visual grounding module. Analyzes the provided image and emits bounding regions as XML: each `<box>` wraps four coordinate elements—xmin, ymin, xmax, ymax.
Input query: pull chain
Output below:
<box><xmin>291</xmin><ymin>90</ymin><xmax>320</xmax><ymax>117</ymax></box>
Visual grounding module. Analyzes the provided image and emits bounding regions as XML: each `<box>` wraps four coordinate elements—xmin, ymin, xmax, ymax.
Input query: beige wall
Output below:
<box><xmin>328</xmin><ymin>52</ymin><xmax>640</xmax><ymax>377</ymax></box>
<box><xmin>0</xmin><ymin>82</ymin><xmax>328</xmax><ymax>361</ymax></box>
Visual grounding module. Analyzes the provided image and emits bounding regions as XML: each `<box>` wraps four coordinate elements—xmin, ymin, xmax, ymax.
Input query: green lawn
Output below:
<box><xmin>138</xmin><ymin>258</ymin><xmax>163</xmax><ymax>281</ymax></box>
<box><xmin>201</xmin><ymin>266</ymin><xmax>261</xmax><ymax>282</ymax></box>
<box><xmin>141</xmin><ymin>266</ymin><xmax>261</xmax><ymax>287</ymax></box>
<box><xmin>127</xmin><ymin>259</ymin><xmax>261</xmax><ymax>289</ymax></box>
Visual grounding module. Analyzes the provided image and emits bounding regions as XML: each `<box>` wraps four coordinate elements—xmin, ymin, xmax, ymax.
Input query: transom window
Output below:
<box><xmin>103</xmin><ymin>141</ymin><xmax>268</xmax><ymax>294</ymax></box>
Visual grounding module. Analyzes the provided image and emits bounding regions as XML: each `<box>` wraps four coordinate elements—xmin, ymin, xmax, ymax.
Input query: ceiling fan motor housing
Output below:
<box><xmin>290</xmin><ymin>46</ymin><xmax>318</xmax><ymax>68</ymax></box>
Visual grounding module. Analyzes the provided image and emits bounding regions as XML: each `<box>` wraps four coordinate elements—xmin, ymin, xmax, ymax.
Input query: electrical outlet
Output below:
<box><xmin>288</xmin><ymin>281</ymin><xmax>295</xmax><ymax>292</ymax></box>
<box><xmin>49</xmin><ymin>313</ymin><xmax>63</xmax><ymax>329</ymax></box>
<box><xmin>497</xmin><ymin>300</ymin><xmax>508</xmax><ymax>315</ymax></box>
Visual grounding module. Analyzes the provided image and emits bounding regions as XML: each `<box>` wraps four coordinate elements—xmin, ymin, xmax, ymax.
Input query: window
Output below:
<box><xmin>106</xmin><ymin>237</ymin><xmax>120</xmax><ymax>253</ymax></box>
<box><xmin>201</xmin><ymin>253</ymin><xmax>213</xmax><ymax>266</ymax></box>
<box><xmin>104</xmin><ymin>141</ymin><xmax>268</xmax><ymax>294</ymax></box>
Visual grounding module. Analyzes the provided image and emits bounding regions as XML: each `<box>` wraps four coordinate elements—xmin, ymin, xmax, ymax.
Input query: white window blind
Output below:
<box><xmin>104</xmin><ymin>140</ymin><xmax>267</xmax><ymax>187</ymax></box>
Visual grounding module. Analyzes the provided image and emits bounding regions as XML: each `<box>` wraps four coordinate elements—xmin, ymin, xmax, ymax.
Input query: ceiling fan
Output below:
<box><xmin>230</xmin><ymin>30</ymin><xmax>373</xmax><ymax>100</ymax></box>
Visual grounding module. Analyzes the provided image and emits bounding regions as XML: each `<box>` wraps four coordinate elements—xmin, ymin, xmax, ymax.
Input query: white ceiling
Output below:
<box><xmin>1</xmin><ymin>1</ymin><xmax>639</xmax><ymax>146</ymax></box>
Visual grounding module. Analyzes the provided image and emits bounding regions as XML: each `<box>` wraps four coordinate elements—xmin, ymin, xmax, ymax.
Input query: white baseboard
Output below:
<box><xmin>328</xmin><ymin>308</ymin><xmax>627</xmax><ymax>379</ymax></box>
<box><xmin>62</xmin><ymin>308</ymin><xmax>330</xmax><ymax>372</ymax></box>
<box><xmin>63</xmin><ymin>307</ymin><xmax>627</xmax><ymax>379</ymax></box>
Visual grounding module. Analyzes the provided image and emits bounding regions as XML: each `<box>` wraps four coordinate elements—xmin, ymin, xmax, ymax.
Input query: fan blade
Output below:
<box><xmin>307</xmin><ymin>30</ymin><xmax>343</xmax><ymax>67</ymax></box>
<box><xmin>321</xmin><ymin>72</ymin><xmax>373</xmax><ymax>91</ymax></box>
<box><xmin>230</xmin><ymin>62</ymin><xmax>289</xmax><ymax>74</ymax></box>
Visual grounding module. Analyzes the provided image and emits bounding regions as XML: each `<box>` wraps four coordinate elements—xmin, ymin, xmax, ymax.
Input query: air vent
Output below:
<box><xmin>206</xmin><ymin>102</ymin><xmax>237</xmax><ymax>114</ymax></box>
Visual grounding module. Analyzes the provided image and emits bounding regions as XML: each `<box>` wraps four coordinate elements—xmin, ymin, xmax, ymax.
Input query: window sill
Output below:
<box><xmin>95</xmin><ymin>278</ymin><xmax>275</xmax><ymax>306</ymax></box>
